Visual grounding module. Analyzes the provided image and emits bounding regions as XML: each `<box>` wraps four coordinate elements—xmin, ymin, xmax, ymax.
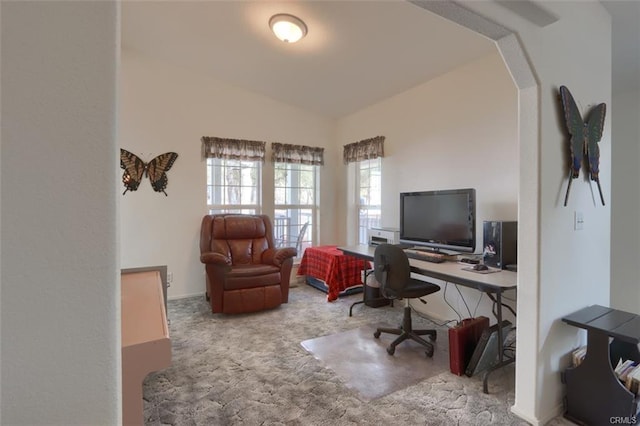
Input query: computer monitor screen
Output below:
<box><xmin>399</xmin><ymin>188</ymin><xmax>476</xmax><ymax>253</ymax></box>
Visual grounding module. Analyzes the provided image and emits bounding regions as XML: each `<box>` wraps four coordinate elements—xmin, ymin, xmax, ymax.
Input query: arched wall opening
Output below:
<box><xmin>411</xmin><ymin>1</ymin><xmax>540</xmax><ymax>422</ymax></box>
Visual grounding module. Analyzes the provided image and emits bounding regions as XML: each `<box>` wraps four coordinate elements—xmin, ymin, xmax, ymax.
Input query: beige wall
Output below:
<box><xmin>611</xmin><ymin>87</ymin><xmax>640</xmax><ymax>313</ymax></box>
<box><xmin>1</xmin><ymin>2</ymin><xmax>120</xmax><ymax>423</ymax></box>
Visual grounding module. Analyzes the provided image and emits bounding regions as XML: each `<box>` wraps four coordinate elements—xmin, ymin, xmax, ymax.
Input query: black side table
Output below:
<box><xmin>562</xmin><ymin>305</ymin><xmax>640</xmax><ymax>425</ymax></box>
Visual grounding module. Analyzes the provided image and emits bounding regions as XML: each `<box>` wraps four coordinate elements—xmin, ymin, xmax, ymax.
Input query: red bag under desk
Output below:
<box><xmin>448</xmin><ymin>316</ymin><xmax>490</xmax><ymax>376</ymax></box>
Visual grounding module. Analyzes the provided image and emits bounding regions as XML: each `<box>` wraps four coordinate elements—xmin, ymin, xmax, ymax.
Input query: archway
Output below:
<box><xmin>412</xmin><ymin>1</ymin><xmax>540</xmax><ymax>422</ymax></box>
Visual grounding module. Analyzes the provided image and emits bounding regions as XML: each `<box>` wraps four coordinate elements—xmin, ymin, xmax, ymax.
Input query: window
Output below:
<box><xmin>271</xmin><ymin>142</ymin><xmax>323</xmax><ymax>258</ymax></box>
<box><xmin>203</xmin><ymin>138</ymin><xmax>323</xmax><ymax>257</ymax></box>
<box><xmin>206</xmin><ymin>158</ymin><xmax>261</xmax><ymax>214</ymax></box>
<box><xmin>202</xmin><ymin>137</ymin><xmax>265</xmax><ymax>215</ymax></box>
<box><xmin>274</xmin><ymin>162</ymin><xmax>318</xmax><ymax>257</ymax></box>
<box><xmin>356</xmin><ymin>158</ymin><xmax>381</xmax><ymax>244</ymax></box>
<box><xmin>343</xmin><ymin>136</ymin><xmax>384</xmax><ymax>244</ymax></box>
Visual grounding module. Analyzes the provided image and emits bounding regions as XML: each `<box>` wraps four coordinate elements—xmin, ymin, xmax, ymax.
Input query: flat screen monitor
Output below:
<box><xmin>399</xmin><ymin>188</ymin><xmax>476</xmax><ymax>254</ymax></box>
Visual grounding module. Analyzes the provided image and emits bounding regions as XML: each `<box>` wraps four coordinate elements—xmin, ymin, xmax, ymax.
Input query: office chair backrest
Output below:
<box><xmin>373</xmin><ymin>244</ymin><xmax>411</xmax><ymax>298</ymax></box>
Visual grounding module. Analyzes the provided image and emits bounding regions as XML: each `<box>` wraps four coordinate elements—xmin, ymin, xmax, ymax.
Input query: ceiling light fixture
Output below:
<box><xmin>269</xmin><ymin>14</ymin><xmax>307</xmax><ymax>43</ymax></box>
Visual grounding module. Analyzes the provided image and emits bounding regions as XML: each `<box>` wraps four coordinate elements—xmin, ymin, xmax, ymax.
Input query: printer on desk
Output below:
<box><xmin>367</xmin><ymin>227</ymin><xmax>400</xmax><ymax>246</ymax></box>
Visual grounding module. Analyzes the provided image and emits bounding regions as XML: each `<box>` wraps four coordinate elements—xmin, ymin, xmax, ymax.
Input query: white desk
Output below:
<box><xmin>339</xmin><ymin>244</ymin><xmax>517</xmax><ymax>393</ymax></box>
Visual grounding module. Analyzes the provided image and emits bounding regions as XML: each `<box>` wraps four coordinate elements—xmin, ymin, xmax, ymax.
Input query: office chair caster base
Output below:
<box><xmin>374</xmin><ymin>330</ymin><xmax>381</xmax><ymax>339</ymax></box>
<box><xmin>424</xmin><ymin>345</ymin><xmax>434</xmax><ymax>358</ymax></box>
<box><xmin>387</xmin><ymin>346</ymin><xmax>395</xmax><ymax>355</ymax></box>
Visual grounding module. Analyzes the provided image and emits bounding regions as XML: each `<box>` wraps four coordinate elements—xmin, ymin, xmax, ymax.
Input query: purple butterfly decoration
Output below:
<box><xmin>559</xmin><ymin>86</ymin><xmax>606</xmax><ymax>206</ymax></box>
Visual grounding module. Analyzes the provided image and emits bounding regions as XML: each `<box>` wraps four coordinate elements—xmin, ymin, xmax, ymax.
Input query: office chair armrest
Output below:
<box><xmin>200</xmin><ymin>252</ymin><xmax>231</xmax><ymax>266</ymax></box>
<box><xmin>262</xmin><ymin>247</ymin><xmax>297</xmax><ymax>267</ymax></box>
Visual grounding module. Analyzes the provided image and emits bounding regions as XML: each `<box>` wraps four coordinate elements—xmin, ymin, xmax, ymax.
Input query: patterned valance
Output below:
<box><xmin>271</xmin><ymin>143</ymin><xmax>324</xmax><ymax>166</ymax></box>
<box><xmin>343</xmin><ymin>136</ymin><xmax>385</xmax><ymax>164</ymax></box>
<box><xmin>201</xmin><ymin>136</ymin><xmax>266</xmax><ymax>162</ymax></box>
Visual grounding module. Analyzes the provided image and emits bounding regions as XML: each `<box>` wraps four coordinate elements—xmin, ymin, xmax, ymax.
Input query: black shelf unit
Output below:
<box><xmin>562</xmin><ymin>305</ymin><xmax>640</xmax><ymax>425</ymax></box>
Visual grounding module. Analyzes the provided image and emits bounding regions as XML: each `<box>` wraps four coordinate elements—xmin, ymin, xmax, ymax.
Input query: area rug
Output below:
<box><xmin>301</xmin><ymin>323</ymin><xmax>449</xmax><ymax>401</ymax></box>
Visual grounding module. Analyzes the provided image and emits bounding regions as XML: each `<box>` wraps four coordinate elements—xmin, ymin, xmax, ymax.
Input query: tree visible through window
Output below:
<box><xmin>206</xmin><ymin>158</ymin><xmax>261</xmax><ymax>214</ymax></box>
<box><xmin>274</xmin><ymin>162</ymin><xmax>317</xmax><ymax>258</ymax></box>
<box><xmin>357</xmin><ymin>158</ymin><xmax>381</xmax><ymax>244</ymax></box>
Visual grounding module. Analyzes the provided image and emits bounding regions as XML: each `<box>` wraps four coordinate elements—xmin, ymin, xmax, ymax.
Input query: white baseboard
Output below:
<box><xmin>510</xmin><ymin>405</ymin><xmax>542</xmax><ymax>426</ymax></box>
<box><xmin>168</xmin><ymin>292</ymin><xmax>204</xmax><ymax>301</ymax></box>
<box><xmin>537</xmin><ymin>402</ymin><xmax>565</xmax><ymax>425</ymax></box>
<box><xmin>510</xmin><ymin>393</ymin><xmax>564</xmax><ymax>425</ymax></box>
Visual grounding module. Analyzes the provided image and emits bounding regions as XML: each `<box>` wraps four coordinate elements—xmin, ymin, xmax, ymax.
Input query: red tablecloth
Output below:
<box><xmin>297</xmin><ymin>245</ymin><xmax>370</xmax><ymax>302</ymax></box>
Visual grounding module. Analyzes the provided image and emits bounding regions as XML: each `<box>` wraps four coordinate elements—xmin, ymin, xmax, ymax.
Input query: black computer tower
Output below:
<box><xmin>482</xmin><ymin>221</ymin><xmax>517</xmax><ymax>269</ymax></box>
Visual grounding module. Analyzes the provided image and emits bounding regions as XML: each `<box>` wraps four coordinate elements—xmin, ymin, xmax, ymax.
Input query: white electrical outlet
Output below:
<box><xmin>167</xmin><ymin>272</ymin><xmax>173</xmax><ymax>283</ymax></box>
<box><xmin>574</xmin><ymin>211</ymin><xmax>584</xmax><ymax>231</ymax></box>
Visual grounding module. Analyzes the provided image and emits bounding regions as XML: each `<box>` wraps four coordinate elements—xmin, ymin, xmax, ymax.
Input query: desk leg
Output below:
<box><xmin>482</xmin><ymin>291</ymin><xmax>515</xmax><ymax>394</ymax></box>
<box><xmin>349</xmin><ymin>269</ymin><xmax>370</xmax><ymax>317</ymax></box>
<box><xmin>349</xmin><ymin>300</ymin><xmax>365</xmax><ymax>317</ymax></box>
<box><xmin>482</xmin><ymin>355</ymin><xmax>516</xmax><ymax>394</ymax></box>
<box><xmin>496</xmin><ymin>291</ymin><xmax>504</xmax><ymax>364</ymax></box>
<box><xmin>348</xmin><ymin>270</ymin><xmax>390</xmax><ymax>316</ymax></box>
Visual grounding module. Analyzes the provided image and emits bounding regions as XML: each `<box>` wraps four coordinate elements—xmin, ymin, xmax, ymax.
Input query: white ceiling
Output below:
<box><xmin>121</xmin><ymin>0</ymin><xmax>496</xmax><ymax>118</ymax></box>
<box><xmin>122</xmin><ymin>1</ymin><xmax>639</xmax><ymax>118</ymax></box>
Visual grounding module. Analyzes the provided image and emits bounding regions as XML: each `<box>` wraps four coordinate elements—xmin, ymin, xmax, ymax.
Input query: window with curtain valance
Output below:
<box><xmin>343</xmin><ymin>136</ymin><xmax>385</xmax><ymax>164</ymax></box>
<box><xmin>202</xmin><ymin>136</ymin><xmax>265</xmax><ymax>215</ymax></box>
<box><xmin>201</xmin><ymin>136</ymin><xmax>266</xmax><ymax>162</ymax></box>
<box><xmin>271</xmin><ymin>142</ymin><xmax>322</xmax><ymax>257</ymax></box>
<box><xmin>271</xmin><ymin>143</ymin><xmax>324</xmax><ymax>166</ymax></box>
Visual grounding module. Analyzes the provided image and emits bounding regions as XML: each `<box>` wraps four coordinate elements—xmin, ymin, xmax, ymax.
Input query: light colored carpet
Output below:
<box><xmin>143</xmin><ymin>283</ymin><xmax>574</xmax><ymax>425</ymax></box>
<box><xmin>301</xmin><ymin>323</ymin><xmax>449</xmax><ymax>401</ymax></box>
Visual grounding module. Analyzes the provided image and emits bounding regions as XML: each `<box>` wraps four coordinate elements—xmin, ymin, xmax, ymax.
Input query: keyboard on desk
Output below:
<box><xmin>404</xmin><ymin>249</ymin><xmax>446</xmax><ymax>263</ymax></box>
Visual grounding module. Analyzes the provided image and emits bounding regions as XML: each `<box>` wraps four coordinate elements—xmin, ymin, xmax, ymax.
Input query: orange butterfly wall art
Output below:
<box><xmin>558</xmin><ymin>86</ymin><xmax>607</xmax><ymax>206</ymax></box>
<box><xmin>120</xmin><ymin>149</ymin><xmax>178</xmax><ymax>196</ymax></box>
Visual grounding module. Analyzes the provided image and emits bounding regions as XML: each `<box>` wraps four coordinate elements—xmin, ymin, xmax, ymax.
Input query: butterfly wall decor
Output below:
<box><xmin>120</xmin><ymin>149</ymin><xmax>178</xmax><ymax>196</ymax></box>
<box><xmin>558</xmin><ymin>85</ymin><xmax>607</xmax><ymax>206</ymax></box>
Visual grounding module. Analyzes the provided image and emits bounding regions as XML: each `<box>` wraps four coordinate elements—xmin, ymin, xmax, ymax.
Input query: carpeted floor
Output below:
<box><xmin>143</xmin><ymin>283</ymin><xmax>573</xmax><ymax>425</ymax></box>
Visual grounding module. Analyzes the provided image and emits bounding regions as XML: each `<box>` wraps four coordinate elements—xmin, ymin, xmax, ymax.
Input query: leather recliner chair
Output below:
<box><xmin>200</xmin><ymin>214</ymin><xmax>297</xmax><ymax>314</ymax></box>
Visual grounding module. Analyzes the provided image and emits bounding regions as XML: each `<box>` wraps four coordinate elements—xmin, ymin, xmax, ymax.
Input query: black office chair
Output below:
<box><xmin>373</xmin><ymin>244</ymin><xmax>441</xmax><ymax>357</ymax></box>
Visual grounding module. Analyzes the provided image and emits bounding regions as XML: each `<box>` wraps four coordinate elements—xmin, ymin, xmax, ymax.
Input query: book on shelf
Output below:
<box><xmin>572</xmin><ymin>345</ymin><xmax>586</xmax><ymax>367</ymax></box>
<box><xmin>615</xmin><ymin>359</ymin><xmax>638</xmax><ymax>383</ymax></box>
<box><xmin>573</xmin><ymin>353</ymin><xmax>640</xmax><ymax>396</ymax></box>
<box><xmin>465</xmin><ymin>320</ymin><xmax>513</xmax><ymax>377</ymax></box>
<box><xmin>625</xmin><ymin>365</ymin><xmax>640</xmax><ymax>395</ymax></box>
<box><xmin>611</xmin><ymin>358</ymin><xmax>640</xmax><ymax>396</ymax></box>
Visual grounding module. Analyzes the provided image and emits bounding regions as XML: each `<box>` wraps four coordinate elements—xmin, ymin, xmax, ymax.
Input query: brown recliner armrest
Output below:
<box><xmin>262</xmin><ymin>247</ymin><xmax>297</xmax><ymax>267</ymax></box>
<box><xmin>200</xmin><ymin>252</ymin><xmax>231</xmax><ymax>266</ymax></box>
